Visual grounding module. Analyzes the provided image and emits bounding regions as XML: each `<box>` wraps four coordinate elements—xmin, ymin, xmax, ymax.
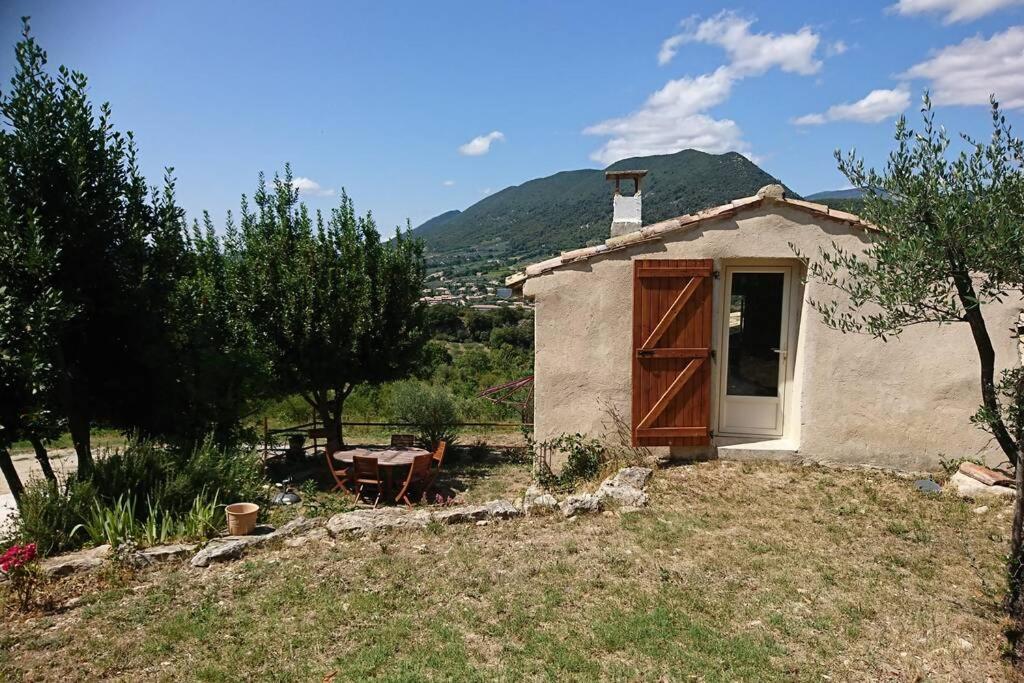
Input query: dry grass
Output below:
<box><xmin>2</xmin><ymin>459</ymin><xmax>1020</xmax><ymax>681</ymax></box>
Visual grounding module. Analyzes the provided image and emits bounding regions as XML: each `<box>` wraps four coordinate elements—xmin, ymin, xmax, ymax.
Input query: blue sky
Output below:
<box><xmin>1</xmin><ymin>1</ymin><xmax>1023</xmax><ymax>231</ymax></box>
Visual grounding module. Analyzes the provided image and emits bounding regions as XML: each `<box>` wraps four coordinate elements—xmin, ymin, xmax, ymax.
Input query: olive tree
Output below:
<box><xmin>232</xmin><ymin>169</ymin><xmax>426</xmax><ymax>455</ymax></box>
<box><xmin>798</xmin><ymin>95</ymin><xmax>1024</xmax><ymax>618</ymax></box>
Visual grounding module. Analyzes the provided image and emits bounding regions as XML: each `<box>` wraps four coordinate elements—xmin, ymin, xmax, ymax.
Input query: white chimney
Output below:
<box><xmin>606</xmin><ymin>170</ymin><xmax>647</xmax><ymax>237</ymax></box>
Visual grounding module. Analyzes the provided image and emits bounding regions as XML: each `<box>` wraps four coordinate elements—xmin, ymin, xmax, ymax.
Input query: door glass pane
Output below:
<box><xmin>726</xmin><ymin>272</ymin><xmax>784</xmax><ymax>397</ymax></box>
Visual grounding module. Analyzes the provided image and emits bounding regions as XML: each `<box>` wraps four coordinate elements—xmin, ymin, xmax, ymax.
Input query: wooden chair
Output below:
<box><xmin>325</xmin><ymin>450</ymin><xmax>352</xmax><ymax>492</ymax></box>
<box><xmin>351</xmin><ymin>455</ymin><xmax>384</xmax><ymax>508</ymax></box>
<box><xmin>423</xmin><ymin>441</ymin><xmax>447</xmax><ymax>498</ymax></box>
<box><xmin>390</xmin><ymin>434</ymin><xmax>416</xmax><ymax>448</ymax></box>
<box><xmin>393</xmin><ymin>452</ymin><xmax>433</xmax><ymax>508</ymax></box>
<box><xmin>308</xmin><ymin>427</ymin><xmax>331</xmax><ymax>457</ymax></box>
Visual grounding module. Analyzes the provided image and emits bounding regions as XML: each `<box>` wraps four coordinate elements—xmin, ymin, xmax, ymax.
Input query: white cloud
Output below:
<box><xmin>793</xmin><ymin>87</ymin><xmax>911</xmax><ymax>125</ymax></box>
<box><xmin>793</xmin><ymin>113</ymin><xmax>827</xmax><ymax>125</ymax></box>
<box><xmin>659</xmin><ymin>11</ymin><xmax>822</xmax><ymax>76</ymax></box>
<box><xmin>590</xmin><ymin>14</ymin><xmax>823</xmax><ymax>165</ymax></box>
<box><xmin>902</xmin><ymin>26</ymin><xmax>1024</xmax><ymax>108</ymax></box>
<box><xmin>585</xmin><ymin>67</ymin><xmax>747</xmax><ymax>164</ymax></box>
<box><xmin>442</xmin><ymin>180</ymin><xmax>456</xmax><ymax>187</ymax></box>
<box><xmin>290</xmin><ymin>177</ymin><xmax>334</xmax><ymax>197</ymax></box>
<box><xmin>458</xmin><ymin>131</ymin><xmax>505</xmax><ymax>156</ymax></box>
<box><xmin>827</xmin><ymin>40</ymin><xmax>848</xmax><ymax>56</ymax></box>
<box><xmin>888</xmin><ymin>0</ymin><xmax>1024</xmax><ymax>24</ymax></box>
<box><xmin>481</xmin><ymin>187</ymin><xmax>493</xmax><ymax>196</ymax></box>
<box><xmin>658</xmin><ymin>34</ymin><xmax>686</xmax><ymax>65</ymax></box>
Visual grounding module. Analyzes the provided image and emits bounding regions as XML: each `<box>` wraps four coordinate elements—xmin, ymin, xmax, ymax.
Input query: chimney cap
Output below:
<box><xmin>605</xmin><ymin>169</ymin><xmax>648</xmax><ymax>180</ymax></box>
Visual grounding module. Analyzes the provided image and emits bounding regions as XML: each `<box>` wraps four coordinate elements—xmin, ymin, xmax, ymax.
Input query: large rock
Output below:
<box><xmin>41</xmin><ymin>544</ymin><xmax>110</xmax><ymax>577</ymax></box>
<box><xmin>609</xmin><ymin>467</ymin><xmax>654</xmax><ymax>490</ymax></box>
<box><xmin>191</xmin><ymin>534</ymin><xmax>268</xmax><ymax>567</ymax></box>
<box><xmin>434</xmin><ymin>500</ymin><xmax>521</xmax><ymax>525</ymax></box>
<box><xmin>139</xmin><ymin>543</ymin><xmax>197</xmax><ymax>562</ymax></box>
<box><xmin>326</xmin><ymin>499</ymin><xmax>522</xmax><ymax>537</ymax></box>
<box><xmin>561</xmin><ymin>493</ymin><xmax>602</xmax><ymax>517</ymax></box>
<box><xmin>947</xmin><ymin>471</ymin><xmax>1015</xmax><ymax>499</ymax></box>
<box><xmin>191</xmin><ymin>516</ymin><xmax>322</xmax><ymax>567</ymax></box>
<box><xmin>595</xmin><ymin>466</ymin><xmax>654</xmax><ymax>507</ymax></box>
<box><xmin>326</xmin><ymin>508</ymin><xmax>431</xmax><ymax>536</ymax></box>
<box><xmin>523</xmin><ymin>484</ymin><xmax>559</xmax><ymax>516</ymax></box>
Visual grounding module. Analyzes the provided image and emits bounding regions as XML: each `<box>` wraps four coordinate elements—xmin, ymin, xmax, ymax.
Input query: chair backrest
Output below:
<box><xmin>432</xmin><ymin>441</ymin><xmax>447</xmax><ymax>467</ymax></box>
<box><xmin>390</xmin><ymin>434</ymin><xmax>416</xmax><ymax>447</ymax></box>
<box><xmin>352</xmin><ymin>455</ymin><xmax>380</xmax><ymax>481</ymax></box>
<box><xmin>411</xmin><ymin>452</ymin><xmax>433</xmax><ymax>480</ymax></box>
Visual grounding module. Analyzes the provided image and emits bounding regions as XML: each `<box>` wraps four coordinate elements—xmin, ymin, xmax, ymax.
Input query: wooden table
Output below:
<box><xmin>333</xmin><ymin>447</ymin><xmax>430</xmax><ymax>501</ymax></box>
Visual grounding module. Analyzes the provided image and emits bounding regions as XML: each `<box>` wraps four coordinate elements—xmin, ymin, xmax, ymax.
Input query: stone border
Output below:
<box><xmin>26</xmin><ymin>467</ymin><xmax>655</xmax><ymax>575</ymax></box>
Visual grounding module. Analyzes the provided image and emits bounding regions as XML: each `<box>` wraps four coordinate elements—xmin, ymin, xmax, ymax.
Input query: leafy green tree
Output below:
<box><xmin>0</xmin><ymin>191</ymin><xmax>69</xmax><ymax>502</ymax></box>
<box><xmin>125</xmin><ymin>176</ymin><xmax>267</xmax><ymax>448</ymax></box>
<box><xmin>232</xmin><ymin>169</ymin><xmax>426</xmax><ymax>454</ymax></box>
<box><xmin>0</xmin><ymin>20</ymin><xmax>156</xmax><ymax>475</ymax></box>
<box><xmin>799</xmin><ymin>95</ymin><xmax>1024</xmax><ymax>618</ymax></box>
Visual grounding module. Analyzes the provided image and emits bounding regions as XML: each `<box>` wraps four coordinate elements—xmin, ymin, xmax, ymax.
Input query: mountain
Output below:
<box><xmin>806</xmin><ymin>188</ymin><xmax>865</xmax><ymax>200</ymax></box>
<box><xmin>414</xmin><ymin>209</ymin><xmax>462</xmax><ymax>237</ymax></box>
<box><xmin>415</xmin><ymin>149</ymin><xmax>794</xmax><ymax>263</ymax></box>
<box><xmin>806</xmin><ymin>188</ymin><xmax>868</xmax><ymax>214</ymax></box>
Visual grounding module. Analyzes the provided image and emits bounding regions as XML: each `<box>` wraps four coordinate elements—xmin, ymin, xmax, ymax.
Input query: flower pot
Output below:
<box><xmin>225</xmin><ymin>502</ymin><xmax>260</xmax><ymax>536</ymax></box>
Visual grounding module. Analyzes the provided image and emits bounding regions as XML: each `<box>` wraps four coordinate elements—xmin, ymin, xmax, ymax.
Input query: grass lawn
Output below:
<box><xmin>2</xmin><ymin>459</ymin><xmax>1019</xmax><ymax>681</ymax></box>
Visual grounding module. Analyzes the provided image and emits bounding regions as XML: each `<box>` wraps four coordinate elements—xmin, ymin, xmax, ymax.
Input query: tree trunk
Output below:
<box><xmin>307</xmin><ymin>389</ymin><xmax>351</xmax><ymax>457</ymax></box>
<box><xmin>949</xmin><ymin>263</ymin><xmax>1020</xmax><ymax>466</ymax></box>
<box><xmin>68</xmin><ymin>410</ymin><xmax>93</xmax><ymax>478</ymax></box>
<box><xmin>1007</xmin><ymin>371</ymin><xmax>1024</xmax><ymax>620</ymax></box>
<box><xmin>28</xmin><ymin>435</ymin><xmax>56</xmax><ymax>483</ymax></box>
<box><xmin>0</xmin><ymin>447</ymin><xmax>24</xmax><ymax>505</ymax></box>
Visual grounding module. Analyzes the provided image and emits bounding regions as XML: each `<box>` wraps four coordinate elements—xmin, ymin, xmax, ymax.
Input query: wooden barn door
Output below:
<box><xmin>632</xmin><ymin>259</ymin><xmax>713</xmax><ymax>447</ymax></box>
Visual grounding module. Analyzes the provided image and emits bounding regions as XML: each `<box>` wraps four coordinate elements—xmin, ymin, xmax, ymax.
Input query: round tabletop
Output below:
<box><xmin>332</xmin><ymin>447</ymin><xmax>430</xmax><ymax>466</ymax></box>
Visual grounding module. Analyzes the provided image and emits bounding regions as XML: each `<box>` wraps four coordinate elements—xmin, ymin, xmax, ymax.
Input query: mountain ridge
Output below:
<box><xmin>414</xmin><ymin>149</ymin><xmax>795</xmax><ymax>263</ymax></box>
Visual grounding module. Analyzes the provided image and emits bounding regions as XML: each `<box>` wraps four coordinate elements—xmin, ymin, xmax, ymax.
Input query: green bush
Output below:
<box><xmin>16</xmin><ymin>479</ymin><xmax>98</xmax><ymax>556</ymax></box>
<box><xmin>388</xmin><ymin>380</ymin><xmax>460</xmax><ymax>450</ymax></box>
<box><xmin>14</xmin><ymin>437</ymin><xmax>266</xmax><ymax>555</ymax></box>
<box><xmin>86</xmin><ymin>437</ymin><xmax>266</xmax><ymax>513</ymax></box>
<box><xmin>532</xmin><ymin>433</ymin><xmax>606</xmax><ymax>491</ymax></box>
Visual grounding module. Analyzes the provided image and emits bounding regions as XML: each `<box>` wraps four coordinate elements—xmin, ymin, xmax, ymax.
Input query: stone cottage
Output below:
<box><xmin>507</xmin><ymin>173</ymin><xmax>1022</xmax><ymax>472</ymax></box>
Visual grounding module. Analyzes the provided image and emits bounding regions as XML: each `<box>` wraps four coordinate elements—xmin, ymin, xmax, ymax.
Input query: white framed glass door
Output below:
<box><xmin>717</xmin><ymin>266</ymin><xmax>792</xmax><ymax>437</ymax></box>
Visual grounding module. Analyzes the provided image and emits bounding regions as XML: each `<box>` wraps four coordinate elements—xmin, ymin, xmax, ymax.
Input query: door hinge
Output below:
<box><xmin>710</xmin><ymin>349</ymin><xmax>717</xmax><ymax>361</ymax></box>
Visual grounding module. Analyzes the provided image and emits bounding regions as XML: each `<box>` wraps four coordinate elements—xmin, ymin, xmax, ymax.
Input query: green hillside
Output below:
<box><xmin>415</xmin><ymin>149</ymin><xmax>794</xmax><ymax>263</ymax></box>
<box><xmin>414</xmin><ymin>209</ymin><xmax>462</xmax><ymax>237</ymax></box>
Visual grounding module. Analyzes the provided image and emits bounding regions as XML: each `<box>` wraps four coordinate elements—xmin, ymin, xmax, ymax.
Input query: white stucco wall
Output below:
<box><xmin>524</xmin><ymin>204</ymin><xmax>1022</xmax><ymax>472</ymax></box>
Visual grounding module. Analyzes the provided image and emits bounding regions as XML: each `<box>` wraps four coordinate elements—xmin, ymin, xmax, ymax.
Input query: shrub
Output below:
<box><xmin>388</xmin><ymin>380</ymin><xmax>460</xmax><ymax>450</ymax></box>
<box><xmin>87</xmin><ymin>437</ymin><xmax>265</xmax><ymax>514</ymax></box>
<box><xmin>17</xmin><ymin>479</ymin><xmax>98</xmax><ymax>556</ymax></box>
<box><xmin>14</xmin><ymin>437</ymin><xmax>267</xmax><ymax>555</ymax></box>
<box><xmin>532</xmin><ymin>433</ymin><xmax>607</xmax><ymax>491</ymax></box>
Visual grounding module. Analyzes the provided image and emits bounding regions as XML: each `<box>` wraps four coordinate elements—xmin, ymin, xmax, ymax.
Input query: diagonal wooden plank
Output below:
<box><xmin>642</xmin><ymin>277</ymin><xmax>700</xmax><ymax>350</ymax></box>
<box><xmin>637</xmin><ymin>358</ymin><xmax>704</xmax><ymax>429</ymax></box>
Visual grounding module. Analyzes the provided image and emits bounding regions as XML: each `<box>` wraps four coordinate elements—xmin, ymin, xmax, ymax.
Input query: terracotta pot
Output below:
<box><xmin>225</xmin><ymin>502</ymin><xmax>259</xmax><ymax>536</ymax></box>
